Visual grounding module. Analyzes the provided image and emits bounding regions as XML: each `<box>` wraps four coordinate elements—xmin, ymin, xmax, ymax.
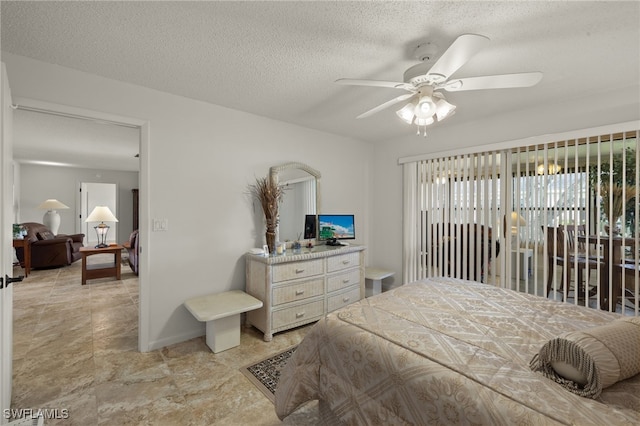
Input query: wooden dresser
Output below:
<box><xmin>245</xmin><ymin>245</ymin><xmax>365</xmax><ymax>341</ymax></box>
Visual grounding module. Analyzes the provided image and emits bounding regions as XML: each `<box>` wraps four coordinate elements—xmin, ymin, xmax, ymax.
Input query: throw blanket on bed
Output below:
<box><xmin>275</xmin><ymin>278</ymin><xmax>640</xmax><ymax>425</ymax></box>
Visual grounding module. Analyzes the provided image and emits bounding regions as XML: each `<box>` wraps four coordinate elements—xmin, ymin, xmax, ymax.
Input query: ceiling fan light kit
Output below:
<box><xmin>416</xmin><ymin>92</ymin><xmax>437</xmax><ymax>118</ymax></box>
<box><xmin>336</xmin><ymin>33</ymin><xmax>543</xmax><ymax>138</ymax></box>
<box><xmin>396</xmin><ymin>101</ymin><xmax>416</xmax><ymax>124</ymax></box>
<box><xmin>415</xmin><ymin>116</ymin><xmax>434</xmax><ymax>127</ymax></box>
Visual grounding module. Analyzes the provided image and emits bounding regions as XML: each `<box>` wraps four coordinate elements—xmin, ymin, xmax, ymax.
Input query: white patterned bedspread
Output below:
<box><xmin>275</xmin><ymin>277</ymin><xmax>640</xmax><ymax>425</ymax></box>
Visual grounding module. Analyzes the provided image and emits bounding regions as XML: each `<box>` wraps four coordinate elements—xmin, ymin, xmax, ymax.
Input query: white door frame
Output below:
<box><xmin>1</xmin><ymin>62</ymin><xmax>15</xmax><ymax>423</ymax></box>
<box><xmin>11</xmin><ymin>96</ymin><xmax>151</xmax><ymax>352</ymax></box>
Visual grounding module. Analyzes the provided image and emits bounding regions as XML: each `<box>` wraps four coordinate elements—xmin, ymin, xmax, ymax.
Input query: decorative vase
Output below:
<box><xmin>265</xmin><ymin>230</ymin><xmax>276</xmax><ymax>255</ymax></box>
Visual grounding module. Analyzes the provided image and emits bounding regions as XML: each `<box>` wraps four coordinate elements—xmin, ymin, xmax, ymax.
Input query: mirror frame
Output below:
<box><xmin>269</xmin><ymin>162</ymin><xmax>321</xmax><ymax>242</ymax></box>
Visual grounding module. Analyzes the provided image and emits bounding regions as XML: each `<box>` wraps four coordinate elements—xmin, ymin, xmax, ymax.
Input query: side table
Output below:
<box><xmin>13</xmin><ymin>238</ymin><xmax>31</xmax><ymax>277</ymax></box>
<box><xmin>365</xmin><ymin>267</ymin><xmax>395</xmax><ymax>297</ymax></box>
<box><xmin>80</xmin><ymin>245</ymin><xmax>123</xmax><ymax>285</ymax></box>
<box><xmin>184</xmin><ymin>290</ymin><xmax>263</xmax><ymax>353</ymax></box>
<box><xmin>511</xmin><ymin>248</ymin><xmax>533</xmax><ymax>280</ymax></box>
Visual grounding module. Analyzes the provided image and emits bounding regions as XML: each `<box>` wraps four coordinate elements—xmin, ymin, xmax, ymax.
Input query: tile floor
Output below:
<box><xmin>11</xmin><ymin>257</ymin><xmax>317</xmax><ymax>425</ymax></box>
<box><xmin>13</xmin><ymin>252</ymin><xmax>632</xmax><ymax>425</ymax></box>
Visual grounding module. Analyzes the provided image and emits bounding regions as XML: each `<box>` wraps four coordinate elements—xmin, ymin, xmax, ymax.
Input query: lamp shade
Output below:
<box><xmin>85</xmin><ymin>206</ymin><xmax>118</xmax><ymax>223</ymax></box>
<box><xmin>435</xmin><ymin>98</ymin><xmax>456</xmax><ymax>121</ymax></box>
<box><xmin>537</xmin><ymin>163</ymin><xmax>562</xmax><ymax>175</ymax></box>
<box><xmin>509</xmin><ymin>211</ymin><xmax>527</xmax><ymax>236</ymax></box>
<box><xmin>37</xmin><ymin>199</ymin><xmax>69</xmax><ymax>210</ymax></box>
<box><xmin>396</xmin><ymin>102</ymin><xmax>416</xmax><ymax>124</ymax></box>
<box><xmin>414</xmin><ymin>96</ymin><xmax>437</xmax><ymax>118</ymax></box>
<box><xmin>85</xmin><ymin>206</ymin><xmax>118</xmax><ymax>248</ymax></box>
<box><xmin>510</xmin><ymin>211</ymin><xmax>527</xmax><ymax>226</ymax></box>
<box><xmin>415</xmin><ymin>116</ymin><xmax>434</xmax><ymax>126</ymax></box>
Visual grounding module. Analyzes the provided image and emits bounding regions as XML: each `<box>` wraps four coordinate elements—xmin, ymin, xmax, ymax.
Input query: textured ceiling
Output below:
<box><xmin>2</xmin><ymin>1</ymin><xmax>639</xmax><ymax>170</ymax></box>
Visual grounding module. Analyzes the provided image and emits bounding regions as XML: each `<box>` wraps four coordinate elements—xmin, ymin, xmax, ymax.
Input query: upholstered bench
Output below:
<box><xmin>365</xmin><ymin>268</ymin><xmax>395</xmax><ymax>297</ymax></box>
<box><xmin>184</xmin><ymin>290</ymin><xmax>263</xmax><ymax>353</ymax></box>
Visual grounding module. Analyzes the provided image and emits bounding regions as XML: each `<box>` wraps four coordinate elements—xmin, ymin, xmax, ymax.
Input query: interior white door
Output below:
<box><xmin>79</xmin><ymin>182</ymin><xmax>117</xmax><ymax>246</ymax></box>
<box><xmin>1</xmin><ymin>62</ymin><xmax>15</xmax><ymax>423</ymax></box>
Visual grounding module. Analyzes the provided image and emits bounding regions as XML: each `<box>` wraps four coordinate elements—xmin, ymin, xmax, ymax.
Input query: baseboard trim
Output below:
<box><xmin>147</xmin><ymin>326</ymin><xmax>205</xmax><ymax>351</ymax></box>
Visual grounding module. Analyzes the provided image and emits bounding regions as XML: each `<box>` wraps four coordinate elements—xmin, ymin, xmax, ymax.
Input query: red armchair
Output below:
<box><xmin>15</xmin><ymin>222</ymin><xmax>84</xmax><ymax>269</ymax></box>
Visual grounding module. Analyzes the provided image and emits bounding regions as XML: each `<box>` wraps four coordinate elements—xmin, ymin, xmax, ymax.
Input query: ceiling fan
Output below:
<box><xmin>336</xmin><ymin>34</ymin><xmax>543</xmax><ymax>136</ymax></box>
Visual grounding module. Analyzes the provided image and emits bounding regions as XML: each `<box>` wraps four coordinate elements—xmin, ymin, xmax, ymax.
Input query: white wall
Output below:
<box><xmin>2</xmin><ymin>53</ymin><xmax>372</xmax><ymax>349</ymax></box>
<box><xmin>370</xmin><ymin>85</ymin><xmax>640</xmax><ymax>286</ymax></box>
<box><xmin>18</xmin><ymin>164</ymin><xmax>138</xmax><ymax>243</ymax></box>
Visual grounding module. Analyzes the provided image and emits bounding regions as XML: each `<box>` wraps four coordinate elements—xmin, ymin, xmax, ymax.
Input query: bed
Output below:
<box><xmin>275</xmin><ymin>277</ymin><xmax>640</xmax><ymax>425</ymax></box>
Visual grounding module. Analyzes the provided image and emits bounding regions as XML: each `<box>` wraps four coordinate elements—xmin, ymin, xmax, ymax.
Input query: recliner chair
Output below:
<box><xmin>15</xmin><ymin>222</ymin><xmax>84</xmax><ymax>269</ymax></box>
<box><xmin>124</xmin><ymin>229</ymin><xmax>139</xmax><ymax>275</ymax></box>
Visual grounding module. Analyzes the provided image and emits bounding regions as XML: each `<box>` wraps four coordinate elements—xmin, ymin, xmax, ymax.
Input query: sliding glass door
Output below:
<box><xmin>403</xmin><ymin>130</ymin><xmax>639</xmax><ymax>315</ymax></box>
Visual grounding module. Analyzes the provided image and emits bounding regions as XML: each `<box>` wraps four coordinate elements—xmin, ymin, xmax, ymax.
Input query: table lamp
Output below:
<box><xmin>37</xmin><ymin>199</ymin><xmax>69</xmax><ymax>235</ymax></box>
<box><xmin>85</xmin><ymin>206</ymin><xmax>118</xmax><ymax>248</ymax></box>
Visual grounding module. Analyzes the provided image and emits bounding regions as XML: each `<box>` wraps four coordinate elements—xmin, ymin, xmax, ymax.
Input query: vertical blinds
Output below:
<box><xmin>403</xmin><ymin>130</ymin><xmax>639</xmax><ymax>315</ymax></box>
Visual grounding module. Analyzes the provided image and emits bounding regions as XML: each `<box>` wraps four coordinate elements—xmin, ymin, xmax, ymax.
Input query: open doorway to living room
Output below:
<box><xmin>9</xmin><ymin>98</ymin><xmax>150</xmax><ymax>416</ymax></box>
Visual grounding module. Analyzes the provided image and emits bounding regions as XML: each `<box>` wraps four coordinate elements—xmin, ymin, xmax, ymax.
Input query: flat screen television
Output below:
<box><xmin>317</xmin><ymin>214</ymin><xmax>355</xmax><ymax>242</ymax></box>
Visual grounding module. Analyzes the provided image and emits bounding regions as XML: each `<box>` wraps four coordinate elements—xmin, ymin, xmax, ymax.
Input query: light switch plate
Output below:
<box><xmin>153</xmin><ymin>218</ymin><xmax>168</xmax><ymax>231</ymax></box>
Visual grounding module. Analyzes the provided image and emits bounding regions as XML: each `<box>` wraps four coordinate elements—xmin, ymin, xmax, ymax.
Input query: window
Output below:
<box><xmin>402</xmin><ymin>129</ymin><xmax>638</xmax><ymax>315</ymax></box>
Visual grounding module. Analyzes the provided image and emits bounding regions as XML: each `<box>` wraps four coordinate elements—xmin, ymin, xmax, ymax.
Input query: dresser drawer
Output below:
<box><xmin>327</xmin><ymin>269</ymin><xmax>361</xmax><ymax>292</ymax></box>
<box><xmin>272</xmin><ymin>259</ymin><xmax>324</xmax><ymax>282</ymax></box>
<box><xmin>272</xmin><ymin>278</ymin><xmax>324</xmax><ymax>306</ymax></box>
<box><xmin>327</xmin><ymin>252</ymin><xmax>360</xmax><ymax>272</ymax></box>
<box><xmin>272</xmin><ymin>299</ymin><xmax>324</xmax><ymax>329</ymax></box>
<box><xmin>327</xmin><ymin>286</ymin><xmax>360</xmax><ymax>312</ymax></box>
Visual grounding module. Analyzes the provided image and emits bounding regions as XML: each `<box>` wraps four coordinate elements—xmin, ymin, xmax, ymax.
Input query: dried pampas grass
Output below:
<box><xmin>249</xmin><ymin>176</ymin><xmax>284</xmax><ymax>231</ymax></box>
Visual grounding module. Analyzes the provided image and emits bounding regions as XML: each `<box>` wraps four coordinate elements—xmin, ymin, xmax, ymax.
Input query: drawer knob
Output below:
<box><xmin>343</xmin><ymin>297</ymin><xmax>350</xmax><ymax>302</ymax></box>
<box><xmin>342</xmin><ymin>260</ymin><xmax>350</xmax><ymax>265</ymax></box>
<box><xmin>295</xmin><ymin>269</ymin><xmax>305</xmax><ymax>273</ymax></box>
<box><xmin>296</xmin><ymin>312</ymin><xmax>305</xmax><ymax>318</ymax></box>
<box><xmin>295</xmin><ymin>289</ymin><xmax>305</xmax><ymax>295</ymax></box>
<box><xmin>342</xmin><ymin>279</ymin><xmax>350</xmax><ymax>283</ymax></box>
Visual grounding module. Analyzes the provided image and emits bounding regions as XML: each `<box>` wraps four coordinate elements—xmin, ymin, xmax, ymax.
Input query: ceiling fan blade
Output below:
<box><xmin>426</xmin><ymin>34</ymin><xmax>490</xmax><ymax>82</ymax></box>
<box><xmin>443</xmin><ymin>72</ymin><xmax>543</xmax><ymax>92</ymax></box>
<box><xmin>356</xmin><ymin>93</ymin><xmax>415</xmax><ymax>119</ymax></box>
<box><xmin>335</xmin><ymin>78</ymin><xmax>414</xmax><ymax>91</ymax></box>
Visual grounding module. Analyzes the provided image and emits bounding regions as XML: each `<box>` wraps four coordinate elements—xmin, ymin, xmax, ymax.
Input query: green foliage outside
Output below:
<box><xmin>588</xmin><ymin>146</ymin><xmax>637</xmax><ymax>234</ymax></box>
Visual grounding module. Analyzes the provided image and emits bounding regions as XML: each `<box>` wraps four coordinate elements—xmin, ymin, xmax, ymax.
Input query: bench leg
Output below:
<box><xmin>205</xmin><ymin>314</ymin><xmax>241</xmax><ymax>353</ymax></box>
<box><xmin>365</xmin><ymin>278</ymin><xmax>382</xmax><ymax>298</ymax></box>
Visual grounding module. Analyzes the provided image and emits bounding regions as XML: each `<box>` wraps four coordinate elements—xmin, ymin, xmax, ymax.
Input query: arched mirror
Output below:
<box><xmin>270</xmin><ymin>162</ymin><xmax>321</xmax><ymax>242</ymax></box>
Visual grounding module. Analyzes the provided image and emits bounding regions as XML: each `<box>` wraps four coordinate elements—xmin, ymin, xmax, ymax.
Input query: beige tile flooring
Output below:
<box><xmin>11</xmin><ymin>257</ymin><xmax>316</xmax><ymax>425</ymax></box>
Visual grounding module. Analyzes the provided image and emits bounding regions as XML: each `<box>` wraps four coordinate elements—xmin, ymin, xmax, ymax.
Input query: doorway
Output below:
<box><xmin>9</xmin><ymin>97</ymin><xmax>150</xmax><ymax>353</ymax></box>
<box><xmin>79</xmin><ymin>182</ymin><xmax>118</xmax><ymax>247</ymax></box>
